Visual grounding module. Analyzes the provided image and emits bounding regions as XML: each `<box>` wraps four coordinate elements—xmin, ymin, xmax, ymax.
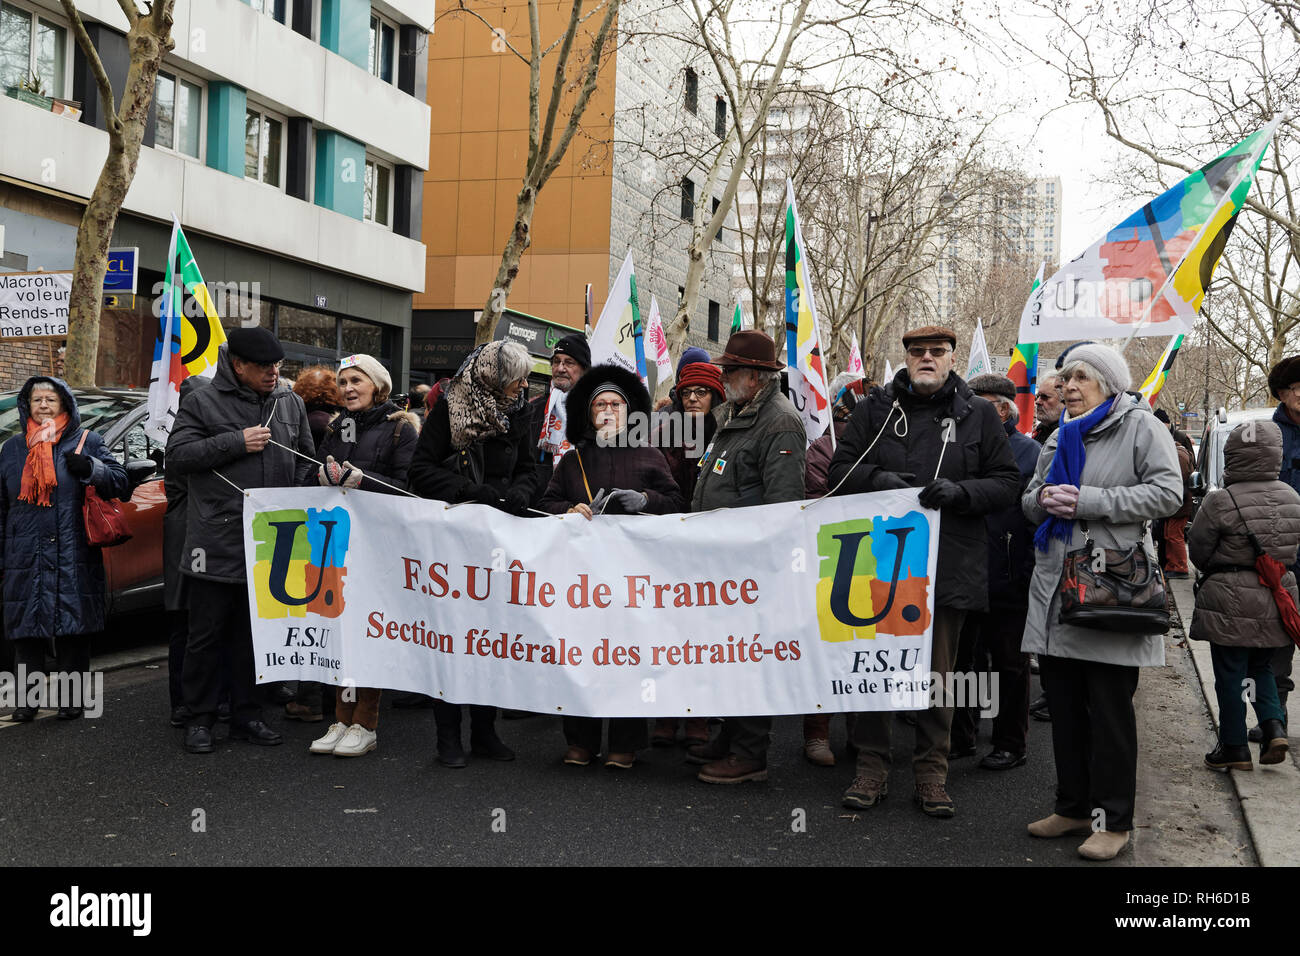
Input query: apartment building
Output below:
<box><xmin>0</xmin><ymin>0</ymin><xmax>432</xmax><ymax>390</ymax></box>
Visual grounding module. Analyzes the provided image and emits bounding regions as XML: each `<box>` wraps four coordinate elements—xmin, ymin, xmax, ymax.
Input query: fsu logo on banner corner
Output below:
<box><xmin>252</xmin><ymin>507</ymin><xmax>352</xmax><ymax>619</ymax></box>
<box><xmin>815</xmin><ymin>512</ymin><xmax>932</xmax><ymax>644</ymax></box>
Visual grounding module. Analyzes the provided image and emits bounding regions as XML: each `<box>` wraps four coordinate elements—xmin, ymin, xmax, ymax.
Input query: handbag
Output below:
<box><xmin>75</xmin><ymin>431</ymin><xmax>132</xmax><ymax>548</ymax></box>
<box><xmin>1057</xmin><ymin>520</ymin><xmax>1170</xmax><ymax>632</ymax></box>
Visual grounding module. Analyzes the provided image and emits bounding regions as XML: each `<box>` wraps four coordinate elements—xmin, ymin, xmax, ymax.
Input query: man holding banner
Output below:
<box><xmin>688</xmin><ymin>331</ymin><xmax>807</xmax><ymax>783</ymax></box>
<box><xmin>827</xmin><ymin>325</ymin><xmax>1019</xmax><ymax>816</ymax></box>
<box><xmin>169</xmin><ymin>327</ymin><xmax>316</xmax><ymax>754</ymax></box>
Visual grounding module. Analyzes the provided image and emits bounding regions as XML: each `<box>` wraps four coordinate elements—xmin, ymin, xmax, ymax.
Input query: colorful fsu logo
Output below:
<box><xmin>815</xmin><ymin>512</ymin><xmax>931</xmax><ymax>643</ymax></box>
<box><xmin>252</xmin><ymin>507</ymin><xmax>351</xmax><ymax>619</ymax></box>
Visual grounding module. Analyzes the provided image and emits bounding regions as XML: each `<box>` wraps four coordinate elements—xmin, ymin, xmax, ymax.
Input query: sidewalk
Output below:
<box><xmin>1167</xmin><ymin>574</ymin><xmax>1300</xmax><ymax>867</ymax></box>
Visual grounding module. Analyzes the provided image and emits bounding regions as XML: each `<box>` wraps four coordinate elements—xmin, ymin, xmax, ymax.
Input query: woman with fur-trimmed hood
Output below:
<box><xmin>540</xmin><ymin>363</ymin><xmax>685</xmax><ymax>769</ymax></box>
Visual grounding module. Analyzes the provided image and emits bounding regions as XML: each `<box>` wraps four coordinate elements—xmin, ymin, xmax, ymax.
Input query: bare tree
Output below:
<box><xmin>450</xmin><ymin>0</ymin><xmax>623</xmax><ymax>346</ymax></box>
<box><xmin>60</xmin><ymin>0</ymin><xmax>176</xmax><ymax>386</ymax></box>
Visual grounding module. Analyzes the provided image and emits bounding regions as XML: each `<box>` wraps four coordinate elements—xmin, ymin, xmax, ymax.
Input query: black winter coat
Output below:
<box><xmin>408</xmin><ymin>396</ymin><xmax>537</xmax><ymax>509</ymax></box>
<box><xmin>0</xmin><ymin>378</ymin><xmax>129</xmax><ymax>639</ymax></box>
<box><xmin>827</xmin><ymin>369</ymin><xmax>1021</xmax><ymax>611</ymax></box>
<box><xmin>317</xmin><ymin>401</ymin><xmax>419</xmax><ymax>495</ymax></box>
<box><xmin>168</xmin><ymin>346</ymin><xmax>317</xmax><ymax>583</ymax></box>
<box><xmin>985</xmin><ymin>420</ymin><xmax>1041</xmax><ymax>608</ymax></box>
<box><xmin>526</xmin><ymin>391</ymin><xmax>555</xmax><ymax>507</ymax></box>
<box><xmin>540</xmin><ymin>442</ymin><xmax>685</xmax><ymax>515</ymax></box>
<box><xmin>163</xmin><ymin>376</ymin><xmax>208</xmax><ymax>611</ymax></box>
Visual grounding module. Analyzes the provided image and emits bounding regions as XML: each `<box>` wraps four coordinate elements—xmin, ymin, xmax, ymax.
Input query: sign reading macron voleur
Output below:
<box><xmin>243</xmin><ymin>486</ymin><xmax>941</xmax><ymax>717</ymax></box>
<box><xmin>0</xmin><ymin>271</ymin><xmax>72</xmax><ymax>338</ymax></box>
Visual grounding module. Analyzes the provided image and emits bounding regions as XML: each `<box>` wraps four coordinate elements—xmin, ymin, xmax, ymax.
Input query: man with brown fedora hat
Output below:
<box><xmin>827</xmin><ymin>323</ymin><xmax>1019</xmax><ymax>816</ymax></box>
<box><xmin>687</xmin><ymin>330</ymin><xmax>807</xmax><ymax>783</ymax></box>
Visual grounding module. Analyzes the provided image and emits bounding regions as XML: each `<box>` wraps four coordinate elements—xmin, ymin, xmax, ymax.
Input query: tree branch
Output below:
<box><xmin>60</xmin><ymin>0</ymin><xmax>122</xmax><ymax>138</ymax></box>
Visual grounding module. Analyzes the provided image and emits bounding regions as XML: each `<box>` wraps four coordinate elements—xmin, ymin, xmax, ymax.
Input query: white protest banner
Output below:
<box><xmin>244</xmin><ymin>487</ymin><xmax>941</xmax><ymax>715</ymax></box>
<box><xmin>966</xmin><ymin>318</ymin><xmax>991</xmax><ymax>379</ymax></box>
<box><xmin>0</xmin><ymin>271</ymin><xmax>72</xmax><ymax>338</ymax></box>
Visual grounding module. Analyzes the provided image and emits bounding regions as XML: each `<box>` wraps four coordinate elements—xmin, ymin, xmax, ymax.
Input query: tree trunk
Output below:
<box><xmin>475</xmin><ymin>182</ymin><xmax>539</xmax><ymax>346</ymax></box>
<box><xmin>62</xmin><ymin>4</ymin><xmax>174</xmax><ymax>386</ymax></box>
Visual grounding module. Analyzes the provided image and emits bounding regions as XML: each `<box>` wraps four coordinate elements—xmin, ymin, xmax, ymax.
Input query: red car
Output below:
<box><xmin>0</xmin><ymin>387</ymin><xmax>165</xmax><ymax>616</ymax></box>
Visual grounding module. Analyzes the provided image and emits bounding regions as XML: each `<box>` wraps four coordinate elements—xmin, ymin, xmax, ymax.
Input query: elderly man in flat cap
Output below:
<box><xmin>827</xmin><ymin>325</ymin><xmax>1020</xmax><ymax>817</ymax></box>
<box><xmin>167</xmin><ymin>327</ymin><xmax>317</xmax><ymax>754</ymax></box>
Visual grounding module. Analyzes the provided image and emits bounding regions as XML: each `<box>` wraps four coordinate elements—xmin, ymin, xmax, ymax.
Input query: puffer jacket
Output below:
<box><xmin>316</xmin><ymin>402</ymin><xmax>419</xmax><ymax>496</ymax></box>
<box><xmin>0</xmin><ymin>377</ymin><xmax>129</xmax><ymax>638</ymax></box>
<box><xmin>1188</xmin><ymin>421</ymin><xmax>1300</xmax><ymax>648</ymax></box>
<box><xmin>1021</xmin><ymin>393</ymin><xmax>1183</xmax><ymax>667</ymax></box>
<box><xmin>168</xmin><ymin>345</ymin><xmax>317</xmax><ymax>583</ymax></box>
<box><xmin>827</xmin><ymin>369</ymin><xmax>1021</xmax><ymax>611</ymax></box>
<box><xmin>692</xmin><ymin>376</ymin><xmax>806</xmax><ymax>510</ymax></box>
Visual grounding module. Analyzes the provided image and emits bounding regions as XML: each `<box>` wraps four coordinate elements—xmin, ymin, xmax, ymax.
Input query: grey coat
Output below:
<box><xmin>691</xmin><ymin>377</ymin><xmax>806</xmax><ymax>511</ymax></box>
<box><xmin>1188</xmin><ymin>421</ymin><xmax>1300</xmax><ymax>648</ymax></box>
<box><xmin>167</xmin><ymin>346</ymin><xmax>316</xmax><ymax>583</ymax></box>
<box><xmin>1021</xmin><ymin>393</ymin><xmax>1183</xmax><ymax>667</ymax></box>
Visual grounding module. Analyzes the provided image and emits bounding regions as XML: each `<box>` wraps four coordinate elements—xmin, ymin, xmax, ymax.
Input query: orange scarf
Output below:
<box><xmin>18</xmin><ymin>412</ymin><xmax>71</xmax><ymax>507</ymax></box>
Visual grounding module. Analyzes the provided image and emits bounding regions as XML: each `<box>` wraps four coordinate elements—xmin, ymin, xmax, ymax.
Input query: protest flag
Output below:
<box><xmin>785</xmin><ymin>179</ymin><xmax>833</xmax><ymax>444</ymax></box>
<box><xmin>1138</xmin><ymin>335</ymin><xmax>1185</xmax><ymax>407</ymax></box>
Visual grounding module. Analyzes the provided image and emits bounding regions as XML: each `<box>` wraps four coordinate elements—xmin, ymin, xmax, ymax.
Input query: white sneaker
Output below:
<box><xmin>333</xmin><ymin>723</ymin><xmax>377</xmax><ymax>757</ymax></box>
<box><xmin>309</xmin><ymin>722</ymin><xmax>349</xmax><ymax>754</ymax></box>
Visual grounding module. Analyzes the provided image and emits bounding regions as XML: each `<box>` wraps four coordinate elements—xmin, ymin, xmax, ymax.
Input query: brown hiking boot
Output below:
<box><xmin>842</xmin><ymin>774</ymin><xmax>887</xmax><ymax>809</ymax></box>
<box><xmin>803</xmin><ymin>738</ymin><xmax>835</xmax><ymax>767</ymax></box>
<box><xmin>284</xmin><ymin>702</ymin><xmax>323</xmax><ymax>723</ymax></box>
<box><xmin>651</xmin><ymin>719</ymin><xmax>678</xmax><ymax>747</ymax></box>
<box><xmin>685</xmin><ymin>736</ymin><xmax>729</xmax><ymax>765</ymax></box>
<box><xmin>697</xmin><ymin>754</ymin><xmax>767</xmax><ymax>784</ymax></box>
<box><xmin>683</xmin><ymin>718</ymin><xmax>710</xmax><ymax>744</ymax></box>
<box><xmin>914</xmin><ymin>781</ymin><xmax>955</xmax><ymax>818</ymax></box>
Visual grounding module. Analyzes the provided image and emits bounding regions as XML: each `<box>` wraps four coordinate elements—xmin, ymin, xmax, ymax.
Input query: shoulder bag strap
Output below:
<box><xmin>574</xmin><ymin>448</ymin><xmax>593</xmax><ymax>504</ymax></box>
<box><xmin>1223</xmin><ymin>486</ymin><xmax>1265</xmax><ymax>557</ymax></box>
<box><xmin>75</xmin><ymin>430</ymin><xmax>88</xmax><ymax>455</ymax></box>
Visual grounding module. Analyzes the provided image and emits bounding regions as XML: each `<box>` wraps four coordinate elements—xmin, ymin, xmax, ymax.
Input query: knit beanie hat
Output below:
<box><xmin>553</xmin><ymin>333</ymin><xmax>591</xmax><ymax>369</ymax></box>
<box><xmin>677</xmin><ymin>361</ymin><xmax>724</xmax><ymax>400</ymax></box>
<box><xmin>677</xmin><ymin>347</ymin><xmax>711</xmax><ymax>376</ymax></box>
<box><xmin>338</xmin><ymin>353</ymin><xmax>393</xmax><ymax>400</ymax></box>
<box><xmin>1057</xmin><ymin>343</ymin><xmax>1130</xmax><ymax>397</ymax></box>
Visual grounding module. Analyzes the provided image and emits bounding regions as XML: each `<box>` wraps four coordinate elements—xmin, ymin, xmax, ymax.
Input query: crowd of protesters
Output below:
<box><xmin>4</xmin><ymin>318</ymin><xmax>1299</xmax><ymax>865</ymax></box>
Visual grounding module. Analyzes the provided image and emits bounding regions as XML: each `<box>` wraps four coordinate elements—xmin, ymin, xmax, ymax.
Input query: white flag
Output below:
<box><xmin>966</xmin><ymin>318</ymin><xmax>991</xmax><ymax>379</ymax></box>
<box><xmin>646</xmin><ymin>295</ymin><xmax>674</xmax><ymax>385</ymax></box>
<box><xmin>884</xmin><ymin>359</ymin><xmax>894</xmax><ymax>381</ymax></box>
<box><xmin>588</xmin><ymin>251</ymin><xmax>645</xmax><ymax>381</ymax></box>
<box><xmin>847</xmin><ymin>333</ymin><xmax>864</xmax><ymax>376</ymax></box>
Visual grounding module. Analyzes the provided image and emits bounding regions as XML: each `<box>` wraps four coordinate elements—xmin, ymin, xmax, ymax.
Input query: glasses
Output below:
<box><xmin>907</xmin><ymin>346</ymin><xmax>952</xmax><ymax>358</ymax></box>
<box><xmin>679</xmin><ymin>387</ymin><xmax>713</xmax><ymax>400</ymax></box>
<box><xmin>237</xmin><ymin>359</ymin><xmax>283</xmax><ymax>371</ymax></box>
<box><xmin>591</xmin><ymin>400</ymin><xmax>626</xmax><ymax>412</ymax></box>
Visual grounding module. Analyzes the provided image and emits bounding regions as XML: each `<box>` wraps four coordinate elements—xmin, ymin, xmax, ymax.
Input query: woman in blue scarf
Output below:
<box><xmin>1018</xmin><ymin>343</ymin><xmax>1184</xmax><ymax>861</ymax></box>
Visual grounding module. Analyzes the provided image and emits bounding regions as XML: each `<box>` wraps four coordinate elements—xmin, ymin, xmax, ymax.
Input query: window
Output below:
<box><xmin>715</xmin><ymin>96</ymin><xmax>726</xmax><ymax>138</ymax></box>
<box><xmin>250</xmin><ymin>0</ymin><xmax>289</xmax><ymax>25</ymax></box>
<box><xmin>245</xmin><ymin>105</ymin><xmax>285</xmax><ymax>187</ymax></box>
<box><xmin>680</xmin><ymin>177</ymin><xmax>694</xmax><ymax>221</ymax></box>
<box><xmin>364</xmin><ymin>156</ymin><xmax>393</xmax><ymax>227</ymax></box>
<box><xmin>707</xmin><ymin>300</ymin><xmax>720</xmax><ymax>342</ymax></box>
<box><xmin>1046</xmin><ymin>182</ymin><xmax>1055</xmax><ymax>195</ymax></box>
<box><xmin>1045</xmin><ymin>225</ymin><xmax>1055</xmax><ymax>238</ymax></box>
<box><xmin>154</xmin><ymin>70</ymin><xmax>202</xmax><ymax>158</ymax></box>
<box><xmin>0</xmin><ymin>1</ymin><xmax>67</xmax><ymax>98</ymax></box>
<box><xmin>369</xmin><ymin>13</ymin><xmax>396</xmax><ymax>83</ymax></box>
<box><xmin>684</xmin><ymin>67</ymin><xmax>697</xmax><ymax>114</ymax></box>
<box><xmin>711</xmin><ymin>197</ymin><xmax>721</xmax><ymax>243</ymax></box>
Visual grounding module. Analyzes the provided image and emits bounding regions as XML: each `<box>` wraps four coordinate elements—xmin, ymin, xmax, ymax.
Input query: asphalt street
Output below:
<box><xmin>0</xmin><ymin>652</ymin><xmax>1207</xmax><ymax>868</ymax></box>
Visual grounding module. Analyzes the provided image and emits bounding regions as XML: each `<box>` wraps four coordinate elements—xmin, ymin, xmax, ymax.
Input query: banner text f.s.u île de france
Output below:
<box><xmin>243</xmin><ymin>487</ymin><xmax>940</xmax><ymax>716</ymax></box>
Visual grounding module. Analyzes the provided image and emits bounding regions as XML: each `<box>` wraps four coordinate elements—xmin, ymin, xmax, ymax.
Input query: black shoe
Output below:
<box><xmin>229</xmin><ymin>719</ymin><xmax>283</xmax><ymax>746</ymax></box>
<box><xmin>9</xmin><ymin>706</ymin><xmax>38</xmax><ymax>723</ymax></box>
<box><xmin>1247</xmin><ymin>725</ymin><xmax>1264</xmax><ymax>743</ymax></box>
<box><xmin>1029</xmin><ymin>695</ymin><xmax>1051</xmax><ymax>722</ymax></box>
<box><xmin>471</xmin><ymin>732</ymin><xmax>516</xmax><ymax>762</ymax></box>
<box><xmin>948</xmin><ymin>744</ymin><xmax>977</xmax><ymax>760</ymax></box>
<box><xmin>170</xmin><ymin>705</ymin><xmax>193</xmax><ymax>728</ymax></box>
<box><xmin>185</xmin><ymin>725</ymin><xmax>214</xmax><ymax>754</ymax></box>
<box><xmin>392</xmin><ymin>692</ymin><xmax>436</xmax><ymax>709</ymax></box>
<box><xmin>217</xmin><ymin>701</ymin><xmax>231</xmax><ymax>723</ymax></box>
<box><xmin>1259</xmin><ymin>718</ymin><xmax>1290</xmax><ymax>765</ymax></box>
<box><xmin>979</xmin><ymin>749</ymin><xmax>1027</xmax><ymax>770</ymax></box>
<box><xmin>268</xmin><ymin>683</ymin><xmax>296</xmax><ymax>705</ymax></box>
<box><xmin>437</xmin><ymin>731</ymin><xmax>467</xmax><ymax>768</ymax></box>
<box><xmin>56</xmin><ymin>706</ymin><xmax>83</xmax><ymax>720</ymax></box>
<box><xmin>1205</xmin><ymin>742</ymin><xmax>1252</xmax><ymax>771</ymax></box>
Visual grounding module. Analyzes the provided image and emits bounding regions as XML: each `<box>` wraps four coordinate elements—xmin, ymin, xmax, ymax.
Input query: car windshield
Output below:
<box><xmin>0</xmin><ymin>391</ymin><xmax>139</xmax><ymax>447</ymax></box>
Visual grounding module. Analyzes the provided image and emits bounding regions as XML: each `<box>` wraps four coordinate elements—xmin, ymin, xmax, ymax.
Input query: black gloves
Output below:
<box><xmin>461</xmin><ymin>483</ymin><xmax>500</xmax><ymax>505</ymax></box>
<box><xmin>64</xmin><ymin>452</ymin><xmax>93</xmax><ymax>479</ymax></box>
<box><xmin>870</xmin><ymin>470</ymin><xmax>915</xmax><ymax>492</ymax></box>
<box><xmin>502</xmin><ymin>488</ymin><xmax>531</xmax><ymax>515</ymax></box>
<box><xmin>918</xmin><ymin>479</ymin><xmax>968</xmax><ymax>510</ymax></box>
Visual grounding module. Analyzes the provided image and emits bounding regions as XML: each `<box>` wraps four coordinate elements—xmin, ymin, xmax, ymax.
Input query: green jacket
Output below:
<box><xmin>691</xmin><ymin>377</ymin><xmax>806</xmax><ymax>511</ymax></box>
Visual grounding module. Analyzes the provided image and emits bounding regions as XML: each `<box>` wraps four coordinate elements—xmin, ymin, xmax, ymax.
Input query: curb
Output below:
<box><xmin>1168</xmin><ymin>575</ymin><xmax>1300</xmax><ymax>867</ymax></box>
<box><xmin>92</xmin><ymin>646</ymin><xmax>168</xmax><ymax>674</ymax></box>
